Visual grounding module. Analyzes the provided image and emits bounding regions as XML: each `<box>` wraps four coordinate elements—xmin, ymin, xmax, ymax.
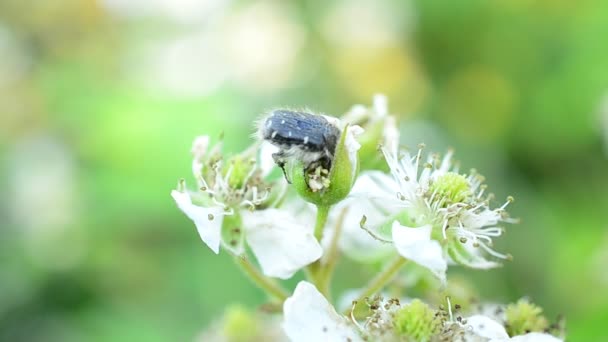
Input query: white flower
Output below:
<box><xmin>325</xmin><ymin>173</ymin><xmax>395</xmax><ymax>263</ymax></box>
<box><xmin>383</xmin><ymin>146</ymin><xmax>514</xmax><ymax>260</ymax></box>
<box><xmin>173</xmin><ymin>136</ymin><xmax>323</xmax><ymax>279</ymax></box>
<box><xmin>242</xmin><ymin>209</ymin><xmax>322</xmax><ymax>279</ymax></box>
<box><xmin>283</xmin><ymin>281</ymin><xmax>363</xmax><ymax>342</ymax></box>
<box><xmin>189</xmin><ymin>136</ymin><xmax>271</xmax><ymax>211</ymax></box>
<box><xmin>171</xmin><ymin>188</ymin><xmax>230</xmax><ymax>254</ymax></box>
<box><xmin>466</xmin><ymin>315</ymin><xmax>562</xmax><ymax>342</ymax></box>
<box><xmin>172</xmin><ymin>136</ymin><xmax>270</xmax><ymax>251</ymax></box>
<box><xmin>392</xmin><ymin>222</ymin><xmax>447</xmax><ymax>283</ymax></box>
<box><xmin>352</xmin><ymin>145</ymin><xmax>515</xmax><ymax>281</ymax></box>
<box><xmin>341</xmin><ymin>94</ymin><xmax>400</xmax><ymax>163</ymax></box>
<box><xmin>466</xmin><ymin>315</ymin><xmax>510</xmax><ymax>340</ymax></box>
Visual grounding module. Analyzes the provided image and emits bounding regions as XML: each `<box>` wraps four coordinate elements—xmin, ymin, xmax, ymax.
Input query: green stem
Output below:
<box><xmin>314</xmin><ymin>205</ymin><xmax>331</xmax><ymax>241</ymax></box>
<box><xmin>317</xmin><ymin>207</ymin><xmax>348</xmax><ymax>298</ymax></box>
<box><xmin>306</xmin><ymin>205</ymin><xmax>331</xmax><ymax>287</ymax></box>
<box><xmin>235</xmin><ymin>256</ymin><xmax>289</xmax><ymax>301</ymax></box>
<box><xmin>346</xmin><ymin>257</ymin><xmax>408</xmax><ymax>314</ymax></box>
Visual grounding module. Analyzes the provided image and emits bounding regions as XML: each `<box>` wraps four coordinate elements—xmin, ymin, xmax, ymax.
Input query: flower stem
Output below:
<box><xmin>235</xmin><ymin>256</ymin><xmax>289</xmax><ymax>301</ymax></box>
<box><xmin>306</xmin><ymin>205</ymin><xmax>331</xmax><ymax>288</ymax></box>
<box><xmin>346</xmin><ymin>257</ymin><xmax>408</xmax><ymax>314</ymax></box>
<box><xmin>314</xmin><ymin>205</ymin><xmax>331</xmax><ymax>241</ymax></box>
<box><xmin>317</xmin><ymin>207</ymin><xmax>348</xmax><ymax>298</ymax></box>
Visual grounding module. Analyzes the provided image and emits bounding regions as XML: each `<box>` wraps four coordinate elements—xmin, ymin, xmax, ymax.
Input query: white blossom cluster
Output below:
<box><xmin>283</xmin><ymin>281</ymin><xmax>562</xmax><ymax>342</ymax></box>
<box><xmin>171</xmin><ymin>95</ymin><xmax>564</xmax><ymax>341</ymax></box>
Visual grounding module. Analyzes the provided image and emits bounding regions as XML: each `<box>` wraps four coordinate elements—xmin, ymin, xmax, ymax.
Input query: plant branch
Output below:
<box><xmin>317</xmin><ymin>207</ymin><xmax>348</xmax><ymax>298</ymax></box>
<box><xmin>235</xmin><ymin>256</ymin><xmax>289</xmax><ymax>301</ymax></box>
<box><xmin>306</xmin><ymin>205</ymin><xmax>331</xmax><ymax>288</ymax></box>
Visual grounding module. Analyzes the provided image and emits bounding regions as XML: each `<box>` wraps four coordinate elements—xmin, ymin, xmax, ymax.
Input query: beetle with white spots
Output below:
<box><xmin>257</xmin><ymin>109</ymin><xmax>342</xmax><ymax>179</ymax></box>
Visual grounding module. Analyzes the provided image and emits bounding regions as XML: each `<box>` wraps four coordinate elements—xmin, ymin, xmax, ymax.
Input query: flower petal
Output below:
<box><xmin>243</xmin><ymin>209</ymin><xmax>322</xmax><ymax>279</ymax></box>
<box><xmin>190</xmin><ymin>135</ymin><xmax>210</xmax><ymax>161</ymax></box>
<box><xmin>329</xmin><ymin>172</ymin><xmax>400</xmax><ymax>262</ymax></box>
<box><xmin>343</xmin><ymin>123</ymin><xmax>365</xmax><ymax>186</ymax></box>
<box><xmin>171</xmin><ymin>190</ymin><xmax>225</xmax><ymax>254</ymax></box>
<box><xmin>258</xmin><ymin>141</ymin><xmax>280</xmax><ymax>178</ymax></box>
<box><xmin>283</xmin><ymin>281</ymin><xmax>363</xmax><ymax>342</ymax></box>
<box><xmin>466</xmin><ymin>315</ymin><xmax>509</xmax><ymax>340</ymax></box>
<box><xmin>392</xmin><ymin>222</ymin><xmax>447</xmax><ymax>283</ymax></box>
<box><xmin>447</xmin><ymin>235</ymin><xmax>502</xmax><ymax>269</ymax></box>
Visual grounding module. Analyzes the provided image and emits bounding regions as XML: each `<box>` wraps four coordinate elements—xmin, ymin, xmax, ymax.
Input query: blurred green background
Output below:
<box><xmin>1</xmin><ymin>0</ymin><xmax>607</xmax><ymax>341</ymax></box>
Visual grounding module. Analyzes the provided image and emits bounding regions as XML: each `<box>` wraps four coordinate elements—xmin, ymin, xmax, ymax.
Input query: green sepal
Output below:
<box><xmin>289</xmin><ymin>125</ymin><xmax>359</xmax><ymax>207</ymax></box>
<box><xmin>357</xmin><ymin>119</ymin><xmax>389</xmax><ymax>171</ymax></box>
<box><xmin>221</xmin><ymin>212</ymin><xmax>245</xmax><ymax>255</ymax></box>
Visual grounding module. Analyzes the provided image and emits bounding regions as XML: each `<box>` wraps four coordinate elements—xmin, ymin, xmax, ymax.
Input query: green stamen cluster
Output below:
<box><xmin>430</xmin><ymin>172</ymin><xmax>471</xmax><ymax>204</ymax></box>
<box><xmin>393</xmin><ymin>299</ymin><xmax>441</xmax><ymax>341</ymax></box>
<box><xmin>505</xmin><ymin>299</ymin><xmax>549</xmax><ymax>336</ymax></box>
<box><xmin>224</xmin><ymin>155</ymin><xmax>256</xmax><ymax>189</ymax></box>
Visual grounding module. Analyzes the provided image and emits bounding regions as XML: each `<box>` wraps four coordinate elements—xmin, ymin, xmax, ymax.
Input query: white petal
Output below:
<box><xmin>259</xmin><ymin>141</ymin><xmax>280</xmax><ymax>177</ymax></box>
<box><xmin>350</xmin><ymin>171</ymin><xmax>400</xmax><ymax>200</ymax></box>
<box><xmin>171</xmin><ymin>190</ymin><xmax>225</xmax><ymax>254</ymax></box>
<box><xmin>190</xmin><ymin>135</ymin><xmax>210</xmax><ymax>161</ymax></box>
<box><xmin>283</xmin><ymin>281</ymin><xmax>363</xmax><ymax>342</ymax></box>
<box><xmin>383</xmin><ymin>115</ymin><xmax>400</xmax><ymax>156</ymax></box>
<box><xmin>341</xmin><ymin>104</ymin><xmax>368</xmax><ymax>123</ymax></box>
<box><xmin>447</xmin><ymin>236</ymin><xmax>501</xmax><ymax>269</ymax></box>
<box><xmin>466</xmin><ymin>315</ymin><xmax>509</xmax><ymax>340</ymax></box>
<box><xmin>345</xmin><ymin>125</ymin><xmax>364</xmax><ymax>170</ymax></box>
<box><xmin>333</xmin><ymin>203</ymin><xmax>394</xmax><ymax>262</ymax></box>
<box><xmin>329</xmin><ymin>172</ymin><xmax>400</xmax><ymax>262</ymax></box>
<box><xmin>460</xmin><ymin>209</ymin><xmax>501</xmax><ymax>229</ymax></box>
<box><xmin>507</xmin><ymin>333</ymin><xmax>563</xmax><ymax>342</ymax></box>
<box><xmin>190</xmin><ymin>136</ymin><xmax>210</xmax><ymax>183</ymax></box>
<box><xmin>392</xmin><ymin>222</ymin><xmax>447</xmax><ymax>283</ymax></box>
<box><xmin>243</xmin><ymin>209</ymin><xmax>322</xmax><ymax>279</ymax></box>
<box><xmin>373</xmin><ymin>93</ymin><xmax>388</xmax><ymax>117</ymax></box>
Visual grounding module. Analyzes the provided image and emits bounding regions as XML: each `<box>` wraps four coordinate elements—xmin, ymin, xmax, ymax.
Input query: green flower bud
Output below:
<box><xmin>289</xmin><ymin>125</ymin><xmax>361</xmax><ymax>207</ymax></box>
<box><xmin>393</xmin><ymin>299</ymin><xmax>441</xmax><ymax>341</ymax></box>
<box><xmin>222</xmin><ymin>305</ymin><xmax>259</xmax><ymax>342</ymax></box>
<box><xmin>505</xmin><ymin>299</ymin><xmax>549</xmax><ymax>336</ymax></box>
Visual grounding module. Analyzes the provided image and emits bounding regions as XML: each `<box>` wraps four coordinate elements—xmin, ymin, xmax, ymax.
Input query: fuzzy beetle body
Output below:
<box><xmin>259</xmin><ymin>109</ymin><xmax>342</xmax><ymax>175</ymax></box>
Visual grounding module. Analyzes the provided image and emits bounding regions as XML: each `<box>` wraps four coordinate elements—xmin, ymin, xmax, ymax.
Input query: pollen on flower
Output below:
<box><xmin>307</xmin><ymin>165</ymin><xmax>331</xmax><ymax>192</ymax></box>
<box><xmin>392</xmin><ymin>299</ymin><xmax>441</xmax><ymax>341</ymax></box>
<box><xmin>505</xmin><ymin>299</ymin><xmax>549</xmax><ymax>337</ymax></box>
<box><xmin>380</xmin><ymin>145</ymin><xmax>517</xmax><ymax>271</ymax></box>
<box><xmin>430</xmin><ymin>172</ymin><xmax>471</xmax><ymax>205</ymax></box>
